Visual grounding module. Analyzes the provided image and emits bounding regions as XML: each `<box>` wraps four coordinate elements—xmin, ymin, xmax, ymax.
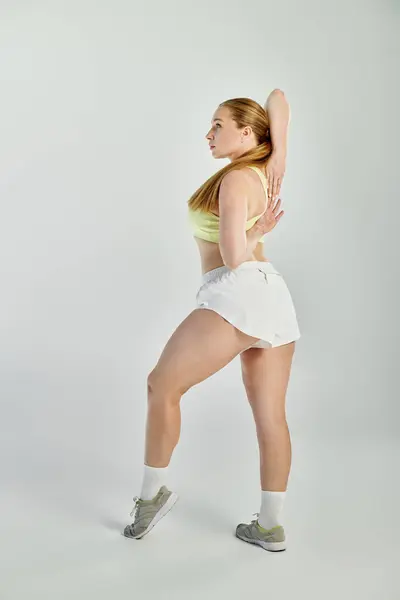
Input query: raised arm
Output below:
<box><xmin>263</xmin><ymin>89</ymin><xmax>290</xmax><ymax>202</ymax></box>
<box><xmin>264</xmin><ymin>89</ymin><xmax>290</xmax><ymax>156</ymax></box>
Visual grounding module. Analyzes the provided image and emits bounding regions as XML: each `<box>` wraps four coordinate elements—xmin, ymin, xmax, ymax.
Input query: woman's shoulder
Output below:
<box><xmin>220</xmin><ymin>169</ymin><xmax>249</xmax><ymax>193</ymax></box>
<box><xmin>222</xmin><ymin>166</ymin><xmax>267</xmax><ymax>190</ymax></box>
<box><xmin>221</xmin><ymin>166</ymin><xmax>262</xmax><ymax>186</ymax></box>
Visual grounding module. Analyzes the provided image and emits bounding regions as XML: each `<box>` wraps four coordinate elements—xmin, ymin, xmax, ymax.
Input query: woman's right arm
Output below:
<box><xmin>218</xmin><ymin>171</ymin><xmax>264</xmax><ymax>269</ymax></box>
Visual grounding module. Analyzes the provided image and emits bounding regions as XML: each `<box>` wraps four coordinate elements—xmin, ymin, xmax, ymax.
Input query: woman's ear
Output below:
<box><xmin>242</xmin><ymin>126</ymin><xmax>252</xmax><ymax>139</ymax></box>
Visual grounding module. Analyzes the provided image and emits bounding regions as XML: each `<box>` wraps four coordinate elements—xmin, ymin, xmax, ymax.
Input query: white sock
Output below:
<box><xmin>257</xmin><ymin>490</ymin><xmax>286</xmax><ymax>530</ymax></box>
<box><xmin>139</xmin><ymin>464</ymin><xmax>168</xmax><ymax>500</ymax></box>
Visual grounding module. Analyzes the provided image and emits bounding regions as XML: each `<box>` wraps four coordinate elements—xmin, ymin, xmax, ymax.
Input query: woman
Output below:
<box><xmin>123</xmin><ymin>90</ymin><xmax>300</xmax><ymax>552</ymax></box>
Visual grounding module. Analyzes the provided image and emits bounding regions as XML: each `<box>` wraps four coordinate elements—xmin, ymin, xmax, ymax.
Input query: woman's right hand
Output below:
<box><xmin>251</xmin><ymin>196</ymin><xmax>284</xmax><ymax>239</ymax></box>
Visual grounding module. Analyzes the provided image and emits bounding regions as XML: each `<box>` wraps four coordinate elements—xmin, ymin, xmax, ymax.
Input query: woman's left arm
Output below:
<box><xmin>264</xmin><ymin>89</ymin><xmax>290</xmax><ymax>200</ymax></box>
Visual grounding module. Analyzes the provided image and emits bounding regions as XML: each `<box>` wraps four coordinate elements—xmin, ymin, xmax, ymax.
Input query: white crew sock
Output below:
<box><xmin>139</xmin><ymin>464</ymin><xmax>168</xmax><ymax>500</ymax></box>
<box><xmin>257</xmin><ymin>490</ymin><xmax>286</xmax><ymax>530</ymax></box>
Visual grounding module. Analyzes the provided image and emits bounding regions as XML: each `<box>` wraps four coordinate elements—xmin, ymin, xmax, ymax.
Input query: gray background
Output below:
<box><xmin>1</xmin><ymin>0</ymin><xmax>398</xmax><ymax>598</ymax></box>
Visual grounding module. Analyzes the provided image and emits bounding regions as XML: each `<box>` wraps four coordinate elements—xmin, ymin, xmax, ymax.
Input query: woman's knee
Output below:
<box><xmin>147</xmin><ymin>368</ymin><xmax>186</xmax><ymax>402</ymax></box>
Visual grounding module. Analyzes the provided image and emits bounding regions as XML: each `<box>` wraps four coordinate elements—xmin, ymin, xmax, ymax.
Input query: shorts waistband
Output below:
<box><xmin>201</xmin><ymin>261</ymin><xmax>281</xmax><ymax>284</ymax></box>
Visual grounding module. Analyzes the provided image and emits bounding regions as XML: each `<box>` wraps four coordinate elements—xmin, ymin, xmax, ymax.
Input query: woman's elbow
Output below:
<box><xmin>219</xmin><ymin>235</ymin><xmax>245</xmax><ymax>270</ymax></box>
<box><xmin>225</xmin><ymin>260</ymin><xmax>239</xmax><ymax>270</ymax></box>
<box><xmin>220</xmin><ymin>249</ymin><xmax>240</xmax><ymax>270</ymax></box>
<box><xmin>272</xmin><ymin>88</ymin><xmax>285</xmax><ymax>96</ymax></box>
<box><xmin>221</xmin><ymin>255</ymin><xmax>236</xmax><ymax>270</ymax></box>
<box><xmin>222</xmin><ymin>253</ymin><xmax>242</xmax><ymax>270</ymax></box>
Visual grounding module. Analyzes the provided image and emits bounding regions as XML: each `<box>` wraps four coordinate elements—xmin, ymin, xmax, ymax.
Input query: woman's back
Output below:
<box><xmin>190</xmin><ymin>165</ymin><xmax>270</xmax><ymax>274</ymax></box>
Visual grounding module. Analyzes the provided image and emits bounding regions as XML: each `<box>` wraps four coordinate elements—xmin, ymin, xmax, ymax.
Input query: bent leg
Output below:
<box><xmin>145</xmin><ymin>308</ymin><xmax>260</xmax><ymax>466</ymax></box>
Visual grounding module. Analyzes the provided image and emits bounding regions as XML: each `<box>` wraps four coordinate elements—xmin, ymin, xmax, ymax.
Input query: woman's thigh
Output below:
<box><xmin>149</xmin><ymin>308</ymin><xmax>260</xmax><ymax>395</ymax></box>
<box><xmin>239</xmin><ymin>342</ymin><xmax>296</xmax><ymax>429</ymax></box>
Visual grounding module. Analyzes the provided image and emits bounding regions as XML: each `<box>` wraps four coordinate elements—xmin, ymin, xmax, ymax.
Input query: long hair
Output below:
<box><xmin>187</xmin><ymin>98</ymin><xmax>272</xmax><ymax>214</ymax></box>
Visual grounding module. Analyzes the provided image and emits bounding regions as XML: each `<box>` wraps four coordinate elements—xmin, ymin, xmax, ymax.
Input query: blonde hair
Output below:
<box><xmin>187</xmin><ymin>97</ymin><xmax>272</xmax><ymax>214</ymax></box>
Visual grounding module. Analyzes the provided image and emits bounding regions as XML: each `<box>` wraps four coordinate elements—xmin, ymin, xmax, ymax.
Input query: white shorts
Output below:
<box><xmin>195</xmin><ymin>261</ymin><xmax>301</xmax><ymax>350</ymax></box>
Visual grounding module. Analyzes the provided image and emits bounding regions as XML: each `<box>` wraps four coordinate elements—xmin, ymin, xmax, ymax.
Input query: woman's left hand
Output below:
<box><xmin>250</xmin><ymin>196</ymin><xmax>284</xmax><ymax>239</ymax></box>
<box><xmin>266</xmin><ymin>150</ymin><xmax>286</xmax><ymax>201</ymax></box>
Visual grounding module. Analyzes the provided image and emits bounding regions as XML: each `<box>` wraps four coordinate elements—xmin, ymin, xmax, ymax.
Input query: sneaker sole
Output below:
<box><xmin>125</xmin><ymin>492</ymin><xmax>179</xmax><ymax>540</ymax></box>
<box><xmin>236</xmin><ymin>531</ymin><xmax>286</xmax><ymax>552</ymax></box>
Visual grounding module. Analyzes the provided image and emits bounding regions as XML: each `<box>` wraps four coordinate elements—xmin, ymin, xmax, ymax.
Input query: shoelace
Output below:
<box><xmin>129</xmin><ymin>495</ymin><xmax>144</xmax><ymax>518</ymax></box>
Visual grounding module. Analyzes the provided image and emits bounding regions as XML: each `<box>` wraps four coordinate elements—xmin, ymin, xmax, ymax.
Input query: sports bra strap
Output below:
<box><xmin>247</xmin><ymin>165</ymin><xmax>268</xmax><ymax>194</ymax></box>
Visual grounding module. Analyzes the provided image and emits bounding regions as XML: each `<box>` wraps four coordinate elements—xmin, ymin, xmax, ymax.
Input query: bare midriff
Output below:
<box><xmin>193</xmin><ymin>238</ymin><xmax>269</xmax><ymax>275</ymax></box>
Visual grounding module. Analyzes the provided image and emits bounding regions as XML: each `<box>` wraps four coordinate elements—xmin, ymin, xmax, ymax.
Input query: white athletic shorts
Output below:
<box><xmin>195</xmin><ymin>260</ymin><xmax>301</xmax><ymax>350</ymax></box>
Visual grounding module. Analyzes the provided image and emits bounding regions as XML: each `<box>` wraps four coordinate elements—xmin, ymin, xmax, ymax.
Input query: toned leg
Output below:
<box><xmin>126</xmin><ymin>311</ymin><xmax>260</xmax><ymax>540</ymax></box>
<box><xmin>145</xmin><ymin>308</ymin><xmax>260</xmax><ymax>467</ymax></box>
<box><xmin>240</xmin><ymin>341</ymin><xmax>296</xmax><ymax>491</ymax></box>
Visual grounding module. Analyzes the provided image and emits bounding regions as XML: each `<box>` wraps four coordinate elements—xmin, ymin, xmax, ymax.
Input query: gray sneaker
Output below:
<box><xmin>123</xmin><ymin>485</ymin><xmax>179</xmax><ymax>540</ymax></box>
<box><xmin>236</xmin><ymin>512</ymin><xmax>286</xmax><ymax>552</ymax></box>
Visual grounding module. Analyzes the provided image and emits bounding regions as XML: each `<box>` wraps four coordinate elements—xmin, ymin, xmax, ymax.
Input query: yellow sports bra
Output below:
<box><xmin>188</xmin><ymin>166</ymin><xmax>268</xmax><ymax>244</ymax></box>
